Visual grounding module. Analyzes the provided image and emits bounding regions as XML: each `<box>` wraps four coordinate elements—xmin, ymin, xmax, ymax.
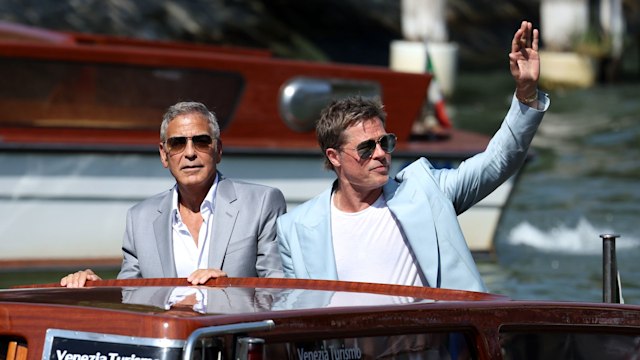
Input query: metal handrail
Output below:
<box><xmin>182</xmin><ymin>320</ymin><xmax>275</xmax><ymax>360</ymax></box>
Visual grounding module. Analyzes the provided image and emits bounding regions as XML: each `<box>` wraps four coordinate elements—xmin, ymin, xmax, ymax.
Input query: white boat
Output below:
<box><xmin>0</xmin><ymin>22</ymin><xmax>518</xmax><ymax>268</ymax></box>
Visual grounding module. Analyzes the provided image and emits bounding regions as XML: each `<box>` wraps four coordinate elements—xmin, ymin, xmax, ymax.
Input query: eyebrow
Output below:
<box><xmin>167</xmin><ymin>133</ymin><xmax>211</xmax><ymax>138</ymax></box>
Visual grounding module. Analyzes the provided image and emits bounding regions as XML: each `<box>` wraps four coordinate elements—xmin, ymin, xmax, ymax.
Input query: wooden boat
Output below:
<box><xmin>3</xmin><ymin>276</ymin><xmax>640</xmax><ymax>360</ymax></box>
<box><xmin>0</xmin><ymin>21</ymin><xmax>518</xmax><ymax>268</ymax></box>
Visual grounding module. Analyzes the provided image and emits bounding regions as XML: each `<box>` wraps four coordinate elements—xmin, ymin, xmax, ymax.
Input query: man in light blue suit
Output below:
<box><xmin>277</xmin><ymin>21</ymin><xmax>549</xmax><ymax>292</ymax></box>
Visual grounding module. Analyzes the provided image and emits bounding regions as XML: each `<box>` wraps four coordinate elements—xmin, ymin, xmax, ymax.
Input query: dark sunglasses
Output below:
<box><xmin>353</xmin><ymin>133</ymin><xmax>397</xmax><ymax>160</ymax></box>
<box><xmin>164</xmin><ymin>134</ymin><xmax>214</xmax><ymax>154</ymax></box>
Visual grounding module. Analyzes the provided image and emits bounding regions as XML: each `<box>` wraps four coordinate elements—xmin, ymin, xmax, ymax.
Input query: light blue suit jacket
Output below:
<box><xmin>277</xmin><ymin>94</ymin><xmax>549</xmax><ymax>292</ymax></box>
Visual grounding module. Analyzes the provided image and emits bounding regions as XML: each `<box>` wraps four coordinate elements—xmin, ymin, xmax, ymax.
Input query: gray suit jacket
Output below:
<box><xmin>277</xmin><ymin>94</ymin><xmax>549</xmax><ymax>292</ymax></box>
<box><xmin>117</xmin><ymin>173</ymin><xmax>286</xmax><ymax>279</ymax></box>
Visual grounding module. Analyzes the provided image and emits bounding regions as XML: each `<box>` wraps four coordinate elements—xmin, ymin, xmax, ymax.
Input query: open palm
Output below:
<box><xmin>509</xmin><ymin>21</ymin><xmax>540</xmax><ymax>85</ymax></box>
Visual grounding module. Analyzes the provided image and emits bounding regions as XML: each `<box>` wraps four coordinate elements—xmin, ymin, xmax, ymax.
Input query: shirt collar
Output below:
<box><xmin>171</xmin><ymin>174</ymin><xmax>219</xmax><ymax>223</ymax></box>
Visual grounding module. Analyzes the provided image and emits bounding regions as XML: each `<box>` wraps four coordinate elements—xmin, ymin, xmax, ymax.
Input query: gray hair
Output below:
<box><xmin>160</xmin><ymin>101</ymin><xmax>220</xmax><ymax>142</ymax></box>
<box><xmin>316</xmin><ymin>96</ymin><xmax>386</xmax><ymax>170</ymax></box>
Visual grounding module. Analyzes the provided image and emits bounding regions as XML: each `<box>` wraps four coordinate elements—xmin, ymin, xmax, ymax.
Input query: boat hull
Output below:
<box><xmin>0</xmin><ymin>147</ymin><xmax>511</xmax><ymax>267</ymax></box>
<box><xmin>2</xmin><ymin>278</ymin><xmax>640</xmax><ymax>360</ymax></box>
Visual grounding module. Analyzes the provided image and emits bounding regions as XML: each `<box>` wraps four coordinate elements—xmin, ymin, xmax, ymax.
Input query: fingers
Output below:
<box><xmin>511</xmin><ymin>21</ymin><xmax>525</xmax><ymax>53</ymax></box>
<box><xmin>511</xmin><ymin>29</ymin><xmax>522</xmax><ymax>53</ymax></box>
<box><xmin>532</xmin><ymin>29</ymin><xmax>539</xmax><ymax>51</ymax></box>
<box><xmin>511</xmin><ymin>21</ymin><xmax>535</xmax><ymax>53</ymax></box>
<box><xmin>187</xmin><ymin>269</ymin><xmax>228</xmax><ymax>285</ymax></box>
<box><xmin>519</xmin><ymin>21</ymin><xmax>530</xmax><ymax>49</ymax></box>
<box><xmin>60</xmin><ymin>269</ymin><xmax>101</xmax><ymax>288</ymax></box>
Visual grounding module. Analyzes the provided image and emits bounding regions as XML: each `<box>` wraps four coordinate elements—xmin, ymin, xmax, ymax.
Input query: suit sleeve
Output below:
<box><xmin>255</xmin><ymin>187</ymin><xmax>287</xmax><ymax>278</ymax></box>
<box><xmin>437</xmin><ymin>93</ymin><xmax>549</xmax><ymax>214</ymax></box>
<box><xmin>276</xmin><ymin>216</ymin><xmax>295</xmax><ymax>278</ymax></box>
<box><xmin>117</xmin><ymin>208</ymin><xmax>142</xmax><ymax>279</ymax></box>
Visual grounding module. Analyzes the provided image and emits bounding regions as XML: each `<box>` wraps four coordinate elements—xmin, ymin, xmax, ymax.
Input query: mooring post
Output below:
<box><xmin>601</xmin><ymin>233</ymin><xmax>620</xmax><ymax>303</ymax></box>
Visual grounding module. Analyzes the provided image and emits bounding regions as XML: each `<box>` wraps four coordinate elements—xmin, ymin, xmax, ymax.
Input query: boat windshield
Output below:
<box><xmin>0</xmin><ymin>58</ymin><xmax>244</xmax><ymax>131</ymax></box>
<box><xmin>500</xmin><ymin>330</ymin><xmax>640</xmax><ymax>359</ymax></box>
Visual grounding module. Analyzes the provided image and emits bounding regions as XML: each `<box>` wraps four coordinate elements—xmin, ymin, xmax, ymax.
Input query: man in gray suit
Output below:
<box><xmin>61</xmin><ymin>101</ymin><xmax>286</xmax><ymax>287</ymax></box>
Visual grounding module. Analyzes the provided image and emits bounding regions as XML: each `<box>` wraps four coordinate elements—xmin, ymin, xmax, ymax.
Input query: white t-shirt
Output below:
<box><xmin>170</xmin><ymin>176</ymin><xmax>218</xmax><ymax>277</ymax></box>
<box><xmin>330</xmin><ymin>193</ymin><xmax>424</xmax><ymax>286</ymax></box>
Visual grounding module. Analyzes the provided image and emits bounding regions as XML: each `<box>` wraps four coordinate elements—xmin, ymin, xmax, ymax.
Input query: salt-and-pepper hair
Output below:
<box><xmin>160</xmin><ymin>101</ymin><xmax>220</xmax><ymax>142</ymax></box>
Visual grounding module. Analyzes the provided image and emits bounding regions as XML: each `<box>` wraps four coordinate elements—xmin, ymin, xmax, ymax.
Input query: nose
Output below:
<box><xmin>371</xmin><ymin>142</ymin><xmax>387</xmax><ymax>160</ymax></box>
<box><xmin>183</xmin><ymin>138</ymin><xmax>197</xmax><ymax>158</ymax></box>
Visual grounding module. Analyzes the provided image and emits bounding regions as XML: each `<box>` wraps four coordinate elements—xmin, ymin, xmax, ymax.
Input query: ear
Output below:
<box><xmin>159</xmin><ymin>142</ymin><xmax>169</xmax><ymax>168</ymax></box>
<box><xmin>214</xmin><ymin>139</ymin><xmax>223</xmax><ymax>164</ymax></box>
<box><xmin>326</xmin><ymin>148</ymin><xmax>341</xmax><ymax>169</ymax></box>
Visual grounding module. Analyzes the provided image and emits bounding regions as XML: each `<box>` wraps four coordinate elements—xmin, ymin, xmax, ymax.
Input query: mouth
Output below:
<box><xmin>370</xmin><ymin>163</ymin><xmax>389</xmax><ymax>173</ymax></box>
<box><xmin>181</xmin><ymin>164</ymin><xmax>203</xmax><ymax>171</ymax></box>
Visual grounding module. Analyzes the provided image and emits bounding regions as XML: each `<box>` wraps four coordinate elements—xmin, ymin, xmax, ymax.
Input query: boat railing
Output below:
<box><xmin>182</xmin><ymin>320</ymin><xmax>275</xmax><ymax>360</ymax></box>
<box><xmin>12</xmin><ymin>277</ymin><xmax>507</xmax><ymax>302</ymax></box>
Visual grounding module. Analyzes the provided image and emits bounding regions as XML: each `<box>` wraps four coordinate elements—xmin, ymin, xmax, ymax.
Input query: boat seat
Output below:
<box><xmin>6</xmin><ymin>341</ymin><xmax>27</xmax><ymax>360</ymax></box>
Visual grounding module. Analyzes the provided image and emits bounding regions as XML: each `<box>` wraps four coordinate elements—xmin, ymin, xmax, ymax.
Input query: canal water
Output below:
<box><xmin>1</xmin><ymin>70</ymin><xmax>639</xmax><ymax>305</ymax></box>
<box><xmin>451</xmin><ymin>71</ymin><xmax>640</xmax><ymax>304</ymax></box>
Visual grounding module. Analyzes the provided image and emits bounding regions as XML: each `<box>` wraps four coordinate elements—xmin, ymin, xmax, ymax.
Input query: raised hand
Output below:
<box><xmin>509</xmin><ymin>21</ymin><xmax>540</xmax><ymax>104</ymax></box>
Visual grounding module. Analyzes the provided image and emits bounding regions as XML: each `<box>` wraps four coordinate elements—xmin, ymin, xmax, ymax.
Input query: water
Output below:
<box><xmin>2</xmin><ymin>71</ymin><xmax>639</xmax><ymax>306</ymax></box>
<box><xmin>451</xmin><ymin>71</ymin><xmax>640</xmax><ymax>303</ymax></box>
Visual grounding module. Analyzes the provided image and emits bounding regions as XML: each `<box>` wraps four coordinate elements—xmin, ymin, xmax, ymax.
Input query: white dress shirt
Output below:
<box><xmin>170</xmin><ymin>175</ymin><xmax>218</xmax><ymax>277</ymax></box>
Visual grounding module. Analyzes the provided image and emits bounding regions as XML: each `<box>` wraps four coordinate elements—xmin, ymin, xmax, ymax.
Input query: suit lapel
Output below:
<box><xmin>384</xmin><ymin>179</ymin><xmax>441</xmax><ymax>288</ymax></box>
<box><xmin>209</xmin><ymin>177</ymin><xmax>238</xmax><ymax>270</ymax></box>
<box><xmin>154</xmin><ymin>191</ymin><xmax>177</xmax><ymax>277</ymax></box>
<box><xmin>297</xmin><ymin>186</ymin><xmax>338</xmax><ymax>280</ymax></box>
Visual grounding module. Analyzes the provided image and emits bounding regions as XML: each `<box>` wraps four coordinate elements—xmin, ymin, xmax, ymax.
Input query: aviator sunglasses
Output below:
<box><xmin>164</xmin><ymin>134</ymin><xmax>214</xmax><ymax>155</ymax></box>
<box><xmin>350</xmin><ymin>133</ymin><xmax>397</xmax><ymax>160</ymax></box>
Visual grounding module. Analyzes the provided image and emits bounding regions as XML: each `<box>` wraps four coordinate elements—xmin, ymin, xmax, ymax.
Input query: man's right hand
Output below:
<box><xmin>60</xmin><ymin>269</ymin><xmax>102</xmax><ymax>288</ymax></box>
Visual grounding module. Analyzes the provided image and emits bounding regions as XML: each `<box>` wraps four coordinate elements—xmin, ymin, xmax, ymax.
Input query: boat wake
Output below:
<box><xmin>507</xmin><ymin>218</ymin><xmax>639</xmax><ymax>255</ymax></box>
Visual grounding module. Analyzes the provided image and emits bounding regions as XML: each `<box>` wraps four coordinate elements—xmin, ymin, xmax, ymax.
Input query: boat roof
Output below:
<box><xmin>4</xmin><ymin>277</ymin><xmax>506</xmax><ymax>318</ymax></box>
<box><xmin>6</xmin><ymin>277</ymin><xmax>640</xmax><ymax>318</ymax></box>
<box><xmin>5</xmin><ymin>278</ymin><xmax>640</xmax><ymax>360</ymax></box>
<box><xmin>0</xmin><ymin>21</ymin><xmax>494</xmax><ymax>160</ymax></box>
